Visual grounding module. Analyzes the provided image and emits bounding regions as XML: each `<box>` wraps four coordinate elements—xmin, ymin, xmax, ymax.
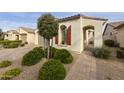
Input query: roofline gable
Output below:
<box><xmin>58</xmin><ymin>14</ymin><xmax>108</xmax><ymax>23</ymax></box>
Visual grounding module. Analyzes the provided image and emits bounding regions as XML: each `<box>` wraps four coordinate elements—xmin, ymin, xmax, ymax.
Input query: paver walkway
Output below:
<box><xmin>65</xmin><ymin>51</ymin><xmax>96</xmax><ymax>80</ymax></box>
<box><xmin>65</xmin><ymin>51</ymin><xmax>124</xmax><ymax>80</ymax></box>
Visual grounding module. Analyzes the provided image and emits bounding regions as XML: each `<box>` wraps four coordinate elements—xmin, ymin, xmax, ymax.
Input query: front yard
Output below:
<box><xmin>0</xmin><ymin>45</ymin><xmax>124</xmax><ymax>80</ymax></box>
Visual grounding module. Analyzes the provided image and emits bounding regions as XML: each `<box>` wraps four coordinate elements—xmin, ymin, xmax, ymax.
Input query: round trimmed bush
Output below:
<box><xmin>1</xmin><ymin>68</ymin><xmax>21</xmax><ymax>80</ymax></box>
<box><xmin>38</xmin><ymin>59</ymin><xmax>66</xmax><ymax>80</ymax></box>
<box><xmin>116</xmin><ymin>49</ymin><xmax>124</xmax><ymax>58</ymax></box>
<box><xmin>22</xmin><ymin>47</ymin><xmax>44</xmax><ymax>66</ymax></box>
<box><xmin>8</xmin><ymin>42</ymin><xmax>19</xmax><ymax>48</ymax></box>
<box><xmin>53</xmin><ymin>49</ymin><xmax>73</xmax><ymax>64</ymax></box>
<box><xmin>20</xmin><ymin>43</ymin><xmax>25</xmax><ymax>47</ymax></box>
<box><xmin>1</xmin><ymin>40</ymin><xmax>22</xmax><ymax>48</ymax></box>
<box><xmin>104</xmin><ymin>40</ymin><xmax>115</xmax><ymax>47</ymax></box>
<box><xmin>92</xmin><ymin>47</ymin><xmax>111</xmax><ymax>59</ymax></box>
<box><xmin>0</xmin><ymin>60</ymin><xmax>11</xmax><ymax>68</ymax></box>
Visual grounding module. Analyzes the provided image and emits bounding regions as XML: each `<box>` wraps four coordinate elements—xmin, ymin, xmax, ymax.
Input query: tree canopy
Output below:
<box><xmin>37</xmin><ymin>13</ymin><xmax>59</xmax><ymax>40</ymax></box>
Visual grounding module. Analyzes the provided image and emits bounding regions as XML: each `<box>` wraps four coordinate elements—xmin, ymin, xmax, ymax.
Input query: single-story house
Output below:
<box><xmin>4</xmin><ymin>30</ymin><xmax>19</xmax><ymax>40</ymax></box>
<box><xmin>4</xmin><ymin>14</ymin><xmax>107</xmax><ymax>53</ymax></box>
<box><xmin>103</xmin><ymin>21</ymin><xmax>124</xmax><ymax>48</ymax></box>
<box><xmin>52</xmin><ymin>14</ymin><xmax>107</xmax><ymax>53</ymax></box>
<box><xmin>114</xmin><ymin>23</ymin><xmax>124</xmax><ymax>48</ymax></box>
<box><xmin>4</xmin><ymin>27</ymin><xmax>36</xmax><ymax>44</ymax></box>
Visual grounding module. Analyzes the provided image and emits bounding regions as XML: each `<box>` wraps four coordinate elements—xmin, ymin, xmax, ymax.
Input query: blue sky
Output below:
<box><xmin>1</xmin><ymin>12</ymin><xmax>124</xmax><ymax>31</ymax></box>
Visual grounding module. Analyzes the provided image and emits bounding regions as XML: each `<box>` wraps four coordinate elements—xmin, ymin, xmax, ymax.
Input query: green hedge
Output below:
<box><xmin>38</xmin><ymin>59</ymin><xmax>66</xmax><ymax>80</ymax></box>
<box><xmin>1</xmin><ymin>68</ymin><xmax>21</xmax><ymax>80</ymax></box>
<box><xmin>92</xmin><ymin>47</ymin><xmax>111</xmax><ymax>59</ymax></box>
<box><xmin>53</xmin><ymin>49</ymin><xmax>73</xmax><ymax>64</ymax></box>
<box><xmin>22</xmin><ymin>47</ymin><xmax>44</xmax><ymax>66</ymax></box>
<box><xmin>116</xmin><ymin>49</ymin><xmax>124</xmax><ymax>58</ymax></box>
<box><xmin>0</xmin><ymin>60</ymin><xmax>11</xmax><ymax>68</ymax></box>
<box><xmin>104</xmin><ymin>40</ymin><xmax>115</xmax><ymax>47</ymax></box>
<box><xmin>0</xmin><ymin>40</ymin><xmax>22</xmax><ymax>48</ymax></box>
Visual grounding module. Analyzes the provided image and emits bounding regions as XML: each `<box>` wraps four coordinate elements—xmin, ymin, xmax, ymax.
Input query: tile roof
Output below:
<box><xmin>103</xmin><ymin>21</ymin><xmax>124</xmax><ymax>35</ymax></box>
<box><xmin>58</xmin><ymin>14</ymin><xmax>107</xmax><ymax>22</ymax></box>
<box><xmin>114</xmin><ymin>23</ymin><xmax>124</xmax><ymax>29</ymax></box>
<box><xmin>7</xmin><ymin>30</ymin><xmax>19</xmax><ymax>34</ymax></box>
<box><xmin>109</xmin><ymin>21</ymin><xmax>124</xmax><ymax>27</ymax></box>
<box><xmin>20</xmin><ymin>27</ymin><xmax>36</xmax><ymax>33</ymax></box>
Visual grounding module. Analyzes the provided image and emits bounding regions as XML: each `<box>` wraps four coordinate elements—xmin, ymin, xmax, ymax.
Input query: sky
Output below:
<box><xmin>1</xmin><ymin>12</ymin><xmax>124</xmax><ymax>31</ymax></box>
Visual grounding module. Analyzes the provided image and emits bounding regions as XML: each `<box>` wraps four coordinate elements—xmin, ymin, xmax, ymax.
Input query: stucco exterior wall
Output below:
<box><xmin>82</xmin><ymin>18</ymin><xmax>105</xmax><ymax>48</ymax></box>
<box><xmin>35</xmin><ymin>30</ymin><xmax>44</xmax><ymax>45</ymax></box>
<box><xmin>18</xmin><ymin>28</ymin><xmax>35</xmax><ymax>44</ymax></box>
<box><xmin>27</xmin><ymin>33</ymin><xmax>35</xmax><ymax>44</ymax></box>
<box><xmin>116</xmin><ymin>27</ymin><xmax>124</xmax><ymax>48</ymax></box>
<box><xmin>5</xmin><ymin>32</ymin><xmax>17</xmax><ymax>40</ymax></box>
<box><xmin>52</xmin><ymin>17</ymin><xmax>106</xmax><ymax>53</ymax></box>
<box><xmin>53</xmin><ymin>18</ymin><xmax>82</xmax><ymax>53</ymax></box>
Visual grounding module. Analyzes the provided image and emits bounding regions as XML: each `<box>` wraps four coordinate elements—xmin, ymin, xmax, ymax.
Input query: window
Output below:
<box><xmin>60</xmin><ymin>25</ymin><xmax>67</xmax><ymax>44</ymax></box>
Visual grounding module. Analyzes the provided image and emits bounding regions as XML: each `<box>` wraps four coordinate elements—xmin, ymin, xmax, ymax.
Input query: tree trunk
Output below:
<box><xmin>47</xmin><ymin>39</ymin><xmax>50</xmax><ymax>59</ymax></box>
<box><xmin>43</xmin><ymin>37</ymin><xmax>45</xmax><ymax>57</ymax></box>
<box><xmin>50</xmin><ymin>38</ymin><xmax>53</xmax><ymax>57</ymax></box>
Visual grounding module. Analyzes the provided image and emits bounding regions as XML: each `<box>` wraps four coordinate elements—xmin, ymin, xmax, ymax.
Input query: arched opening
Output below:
<box><xmin>83</xmin><ymin>25</ymin><xmax>95</xmax><ymax>50</ymax></box>
<box><xmin>60</xmin><ymin>25</ymin><xmax>67</xmax><ymax>44</ymax></box>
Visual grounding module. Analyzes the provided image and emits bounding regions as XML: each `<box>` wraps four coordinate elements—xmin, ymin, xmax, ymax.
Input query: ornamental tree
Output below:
<box><xmin>37</xmin><ymin>13</ymin><xmax>59</xmax><ymax>59</ymax></box>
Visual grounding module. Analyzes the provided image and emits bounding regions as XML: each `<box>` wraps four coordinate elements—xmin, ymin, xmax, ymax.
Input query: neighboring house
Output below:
<box><xmin>103</xmin><ymin>21</ymin><xmax>124</xmax><ymax>48</ymax></box>
<box><xmin>52</xmin><ymin>14</ymin><xmax>107</xmax><ymax>53</ymax></box>
<box><xmin>4</xmin><ymin>27</ymin><xmax>36</xmax><ymax>44</ymax></box>
<box><xmin>114</xmin><ymin>23</ymin><xmax>124</xmax><ymax>48</ymax></box>
<box><xmin>4</xmin><ymin>30</ymin><xmax>19</xmax><ymax>40</ymax></box>
<box><xmin>18</xmin><ymin>27</ymin><xmax>35</xmax><ymax>44</ymax></box>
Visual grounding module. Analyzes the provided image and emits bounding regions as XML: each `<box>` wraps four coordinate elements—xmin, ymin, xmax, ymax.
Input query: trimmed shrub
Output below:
<box><xmin>24</xmin><ymin>42</ymin><xmax>28</xmax><ymax>44</ymax></box>
<box><xmin>38</xmin><ymin>59</ymin><xmax>66</xmax><ymax>80</ymax></box>
<box><xmin>116</xmin><ymin>49</ymin><xmax>124</xmax><ymax>58</ymax></box>
<box><xmin>7</xmin><ymin>42</ymin><xmax>19</xmax><ymax>48</ymax></box>
<box><xmin>120</xmin><ymin>47</ymin><xmax>124</xmax><ymax>50</ymax></box>
<box><xmin>20</xmin><ymin>43</ymin><xmax>25</xmax><ymax>47</ymax></box>
<box><xmin>1</xmin><ymin>68</ymin><xmax>21</xmax><ymax>80</ymax></box>
<box><xmin>22</xmin><ymin>47</ymin><xmax>44</xmax><ymax>66</ymax></box>
<box><xmin>1</xmin><ymin>40</ymin><xmax>22</xmax><ymax>48</ymax></box>
<box><xmin>92</xmin><ymin>47</ymin><xmax>111</xmax><ymax>59</ymax></box>
<box><xmin>104</xmin><ymin>40</ymin><xmax>115</xmax><ymax>47</ymax></box>
<box><xmin>0</xmin><ymin>60</ymin><xmax>11</xmax><ymax>68</ymax></box>
<box><xmin>53</xmin><ymin>49</ymin><xmax>73</xmax><ymax>64</ymax></box>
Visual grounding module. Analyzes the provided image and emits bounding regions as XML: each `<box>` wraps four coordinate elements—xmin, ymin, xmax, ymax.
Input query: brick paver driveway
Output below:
<box><xmin>0</xmin><ymin>44</ymin><xmax>36</xmax><ymax>61</ymax></box>
<box><xmin>65</xmin><ymin>51</ymin><xmax>124</xmax><ymax>80</ymax></box>
<box><xmin>0</xmin><ymin>44</ymin><xmax>46</xmax><ymax>80</ymax></box>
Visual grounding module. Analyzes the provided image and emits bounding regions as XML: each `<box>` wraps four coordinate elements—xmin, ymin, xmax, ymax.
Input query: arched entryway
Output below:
<box><xmin>83</xmin><ymin>25</ymin><xmax>95</xmax><ymax>49</ymax></box>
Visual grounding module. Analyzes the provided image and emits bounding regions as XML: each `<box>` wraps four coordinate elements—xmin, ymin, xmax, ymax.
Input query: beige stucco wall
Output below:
<box><xmin>116</xmin><ymin>27</ymin><xmax>124</xmax><ymax>48</ymax></box>
<box><xmin>82</xmin><ymin>18</ymin><xmax>105</xmax><ymax>48</ymax></box>
<box><xmin>27</xmin><ymin>33</ymin><xmax>35</xmax><ymax>44</ymax></box>
<box><xmin>35</xmin><ymin>30</ymin><xmax>44</xmax><ymax>45</ymax></box>
<box><xmin>53</xmin><ymin>18</ymin><xmax>82</xmax><ymax>53</ymax></box>
<box><xmin>18</xmin><ymin>28</ymin><xmax>35</xmax><ymax>44</ymax></box>
<box><xmin>52</xmin><ymin>17</ymin><xmax>106</xmax><ymax>53</ymax></box>
<box><xmin>5</xmin><ymin>32</ymin><xmax>17</xmax><ymax>40</ymax></box>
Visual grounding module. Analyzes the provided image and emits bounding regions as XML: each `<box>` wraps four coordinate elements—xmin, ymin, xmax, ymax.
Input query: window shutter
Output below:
<box><xmin>55</xmin><ymin>35</ymin><xmax>58</xmax><ymax>44</ymax></box>
<box><xmin>66</xmin><ymin>25</ymin><xmax>71</xmax><ymax>45</ymax></box>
